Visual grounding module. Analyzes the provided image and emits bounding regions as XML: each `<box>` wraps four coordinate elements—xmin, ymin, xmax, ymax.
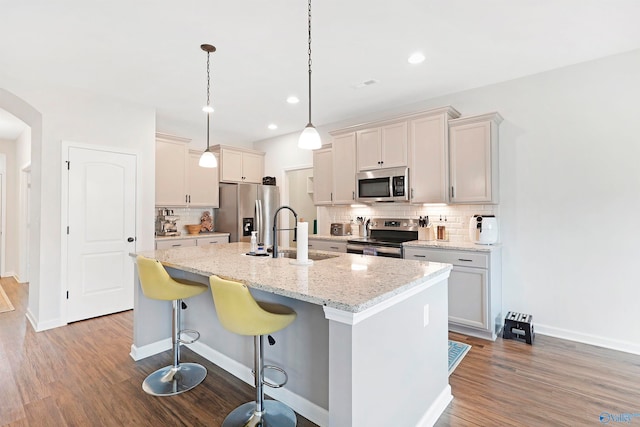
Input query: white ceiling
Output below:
<box><xmin>2</xmin><ymin>0</ymin><xmax>640</xmax><ymax>144</ymax></box>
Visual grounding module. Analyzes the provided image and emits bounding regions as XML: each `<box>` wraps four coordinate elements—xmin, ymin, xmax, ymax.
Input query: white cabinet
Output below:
<box><xmin>356</xmin><ymin>122</ymin><xmax>407</xmax><ymax>171</ymax></box>
<box><xmin>449</xmin><ymin>112</ymin><xmax>502</xmax><ymax>204</ymax></box>
<box><xmin>155</xmin><ymin>134</ymin><xmax>189</xmax><ymax>206</ymax></box>
<box><xmin>313</xmin><ymin>146</ymin><xmax>334</xmax><ymax>205</ymax></box>
<box><xmin>308</xmin><ymin>238</ymin><xmax>347</xmax><ymax>253</ymax></box>
<box><xmin>404</xmin><ymin>246</ymin><xmax>502</xmax><ymax>340</ymax></box>
<box><xmin>187</xmin><ymin>150</ymin><xmax>219</xmax><ymax>207</ymax></box>
<box><xmin>214</xmin><ymin>145</ymin><xmax>265</xmax><ymax>184</ymax></box>
<box><xmin>156</xmin><ymin>134</ymin><xmax>219</xmax><ymax>207</ymax></box>
<box><xmin>196</xmin><ymin>235</ymin><xmax>229</xmax><ymax>246</ymax></box>
<box><xmin>332</xmin><ymin>133</ymin><xmax>357</xmax><ymax>204</ymax></box>
<box><xmin>408</xmin><ymin>107</ymin><xmax>460</xmax><ymax>204</ymax></box>
<box><xmin>155</xmin><ymin>238</ymin><xmax>197</xmax><ymax>250</ymax></box>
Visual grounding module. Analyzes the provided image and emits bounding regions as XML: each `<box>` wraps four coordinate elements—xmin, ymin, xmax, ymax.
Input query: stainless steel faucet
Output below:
<box><xmin>272</xmin><ymin>206</ymin><xmax>298</xmax><ymax>258</ymax></box>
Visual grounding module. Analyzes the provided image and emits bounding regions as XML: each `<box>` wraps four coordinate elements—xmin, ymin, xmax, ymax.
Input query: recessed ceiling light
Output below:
<box><xmin>268</xmin><ymin>123</ymin><xmax>278</xmax><ymax>130</ymax></box>
<box><xmin>408</xmin><ymin>52</ymin><xmax>426</xmax><ymax>64</ymax></box>
<box><xmin>287</xmin><ymin>96</ymin><xmax>300</xmax><ymax>104</ymax></box>
<box><xmin>353</xmin><ymin>79</ymin><xmax>379</xmax><ymax>89</ymax></box>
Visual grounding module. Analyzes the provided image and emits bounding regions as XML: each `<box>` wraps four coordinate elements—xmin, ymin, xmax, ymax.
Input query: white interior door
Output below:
<box><xmin>66</xmin><ymin>146</ymin><xmax>136</xmax><ymax>322</ymax></box>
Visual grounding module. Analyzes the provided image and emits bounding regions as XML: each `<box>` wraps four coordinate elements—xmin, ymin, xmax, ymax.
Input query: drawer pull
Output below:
<box><xmin>413</xmin><ymin>255</ymin><xmax>426</xmax><ymax>258</ymax></box>
<box><xmin>330</xmin><ymin>246</ymin><xmax>339</xmax><ymax>250</ymax></box>
<box><xmin>458</xmin><ymin>258</ymin><xmax>473</xmax><ymax>262</ymax></box>
<box><xmin>172</xmin><ymin>244</ymin><xmax>182</xmax><ymax>247</ymax></box>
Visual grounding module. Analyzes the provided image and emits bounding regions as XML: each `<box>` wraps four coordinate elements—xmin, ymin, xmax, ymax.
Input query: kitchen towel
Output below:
<box><xmin>297</xmin><ymin>221</ymin><xmax>309</xmax><ymax>262</ymax></box>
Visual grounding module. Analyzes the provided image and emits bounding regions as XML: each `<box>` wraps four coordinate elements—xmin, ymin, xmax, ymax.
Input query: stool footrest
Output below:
<box><xmin>178</xmin><ymin>329</ymin><xmax>200</xmax><ymax>344</ymax></box>
<box><xmin>252</xmin><ymin>365</ymin><xmax>289</xmax><ymax>388</ymax></box>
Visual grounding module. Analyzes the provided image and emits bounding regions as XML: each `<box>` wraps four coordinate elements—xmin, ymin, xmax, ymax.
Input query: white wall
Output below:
<box><xmin>0</xmin><ymin>76</ymin><xmax>156</xmax><ymax>331</ymax></box>
<box><xmin>254</xmin><ymin>49</ymin><xmax>640</xmax><ymax>354</ymax></box>
<box><xmin>15</xmin><ymin>126</ymin><xmax>30</xmax><ymax>283</ymax></box>
<box><xmin>0</xmin><ymin>139</ymin><xmax>18</xmax><ymax>276</ymax></box>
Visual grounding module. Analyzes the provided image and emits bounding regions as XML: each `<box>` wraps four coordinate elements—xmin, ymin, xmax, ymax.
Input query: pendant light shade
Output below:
<box><xmin>298</xmin><ymin>0</ymin><xmax>321</xmax><ymax>150</ymax></box>
<box><xmin>298</xmin><ymin>123</ymin><xmax>321</xmax><ymax>149</ymax></box>
<box><xmin>199</xmin><ymin>43</ymin><xmax>218</xmax><ymax>168</ymax></box>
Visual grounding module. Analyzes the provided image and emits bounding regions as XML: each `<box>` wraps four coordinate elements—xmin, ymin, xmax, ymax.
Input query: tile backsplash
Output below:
<box><xmin>156</xmin><ymin>207</ymin><xmax>215</xmax><ymax>235</ymax></box>
<box><xmin>317</xmin><ymin>204</ymin><xmax>499</xmax><ymax>242</ymax></box>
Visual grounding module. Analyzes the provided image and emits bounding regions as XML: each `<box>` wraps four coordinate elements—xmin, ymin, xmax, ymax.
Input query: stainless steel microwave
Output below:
<box><xmin>356</xmin><ymin>167</ymin><xmax>409</xmax><ymax>203</ymax></box>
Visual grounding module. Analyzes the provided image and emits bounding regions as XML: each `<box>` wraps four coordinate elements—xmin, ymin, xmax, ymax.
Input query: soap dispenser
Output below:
<box><xmin>250</xmin><ymin>231</ymin><xmax>258</xmax><ymax>255</ymax></box>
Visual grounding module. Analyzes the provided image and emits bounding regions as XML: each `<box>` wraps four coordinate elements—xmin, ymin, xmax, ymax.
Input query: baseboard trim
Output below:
<box><xmin>188</xmin><ymin>341</ymin><xmax>329</xmax><ymax>427</ymax></box>
<box><xmin>26</xmin><ymin>309</ymin><xmax>66</xmax><ymax>332</ymax></box>
<box><xmin>129</xmin><ymin>338</ymin><xmax>172</xmax><ymax>361</ymax></box>
<box><xmin>416</xmin><ymin>384</ymin><xmax>453</xmax><ymax>427</ymax></box>
<box><xmin>536</xmin><ymin>324</ymin><xmax>640</xmax><ymax>356</ymax></box>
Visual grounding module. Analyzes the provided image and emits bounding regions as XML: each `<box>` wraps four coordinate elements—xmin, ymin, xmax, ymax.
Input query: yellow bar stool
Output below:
<box><xmin>210</xmin><ymin>275</ymin><xmax>297</xmax><ymax>427</ymax></box>
<box><xmin>136</xmin><ymin>255</ymin><xmax>208</xmax><ymax>396</ymax></box>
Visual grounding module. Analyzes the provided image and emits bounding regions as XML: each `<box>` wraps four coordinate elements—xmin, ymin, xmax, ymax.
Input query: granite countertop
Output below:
<box><xmin>308</xmin><ymin>234</ymin><xmax>353</xmax><ymax>241</ymax></box>
<box><xmin>308</xmin><ymin>234</ymin><xmax>500</xmax><ymax>252</ymax></box>
<box><xmin>403</xmin><ymin>240</ymin><xmax>501</xmax><ymax>252</ymax></box>
<box><xmin>155</xmin><ymin>231</ymin><xmax>230</xmax><ymax>241</ymax></box>
<box><xmin>135</xmin><ymin>242</ymin><xmax>451</xmax><ymax>313</ymax></box>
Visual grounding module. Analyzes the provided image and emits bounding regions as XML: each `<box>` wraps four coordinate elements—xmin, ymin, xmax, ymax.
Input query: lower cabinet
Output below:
<box><xmin>155</xmin><ymin>238</ymin><xmax>197</xmax><ymax>250</ymax></box>
<box><xmin>308</xmin><ymin>238</ymin><xmax>347</xmax><ymax>253</ymax></box>
<box><xmin>404</xmin><ymin>246</ymin><xmax>502</xmax><ymax>340</ymax></box>
<box><xmin>196</xmin><ymin>235</ymin><xmax>229</xmax><ymax>246</ymax></box>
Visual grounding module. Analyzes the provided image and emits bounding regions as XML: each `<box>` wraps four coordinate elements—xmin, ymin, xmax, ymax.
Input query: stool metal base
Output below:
<box><xmin>142</xmin><ymin>362</ymin><xmax>207</xmax><ymax>396</ymax></box>
<box><xmin>222</xmin><ymin>400</ymin><xmax>297</xmax><ymax>427</ymax></box>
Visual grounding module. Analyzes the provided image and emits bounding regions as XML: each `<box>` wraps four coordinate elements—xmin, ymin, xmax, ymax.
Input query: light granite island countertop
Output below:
<box><xmin>131</xmin><ymin>242</ymin><xmax>452</xmax><ymax>427</ymax></box>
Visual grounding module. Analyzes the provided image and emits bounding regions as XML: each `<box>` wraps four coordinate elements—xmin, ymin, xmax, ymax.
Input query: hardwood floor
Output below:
<box><xmin>1</xmin><ymin>276</ymin><xmax>639</xmax><ymax>426</ymax></box>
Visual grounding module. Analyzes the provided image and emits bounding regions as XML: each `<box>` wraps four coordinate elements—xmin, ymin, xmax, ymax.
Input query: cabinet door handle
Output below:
<box><xmin>411</xmin><ymin>188</ymin><xmax>414</xmax><ymax>199</ymax></box>
<box><xmin>458</xmin><ymin>258</ymin><xmax>473</xmax><ymax>262</ymax></box>
<box><xmin>451</xmin><ymin>187</ymin><xmax>455</xmax><ymax>198</ymax></box>
<box><xmin>330</xmin><ymin>192</ymin><xmax>333</xmax><ymax>201</ymax></box>
<box><xmin>413</xmin><ymin>254</ymin><xmax>426</xmax><ymax>258</ymax></box>
<box><xmin>352</xmin><ymin>191</ymin><xmax>355</xmax><ymax>200</ymax></box>
<box><xmin>188</xmin><ymin>195</ymin><xmax>191</xmax><ymax>203</ymax></box>
<box><xmin>185</xmin><ymin>194</ymin><xmax>188</xmax><ymax>203</ymax></box>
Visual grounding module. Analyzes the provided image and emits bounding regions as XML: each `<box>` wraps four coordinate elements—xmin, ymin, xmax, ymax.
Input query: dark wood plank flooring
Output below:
<box><xmin>1</xmin><ymin>277</ymin><xmax>639</xmax><ymax>426</ymax></box>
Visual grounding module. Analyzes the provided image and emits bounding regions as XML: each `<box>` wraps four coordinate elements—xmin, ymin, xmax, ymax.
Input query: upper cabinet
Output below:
<box><xmin>156</xmin><ymin>133</ymin><xmax>189</xmax><ymax>206</ymax></box>
<box><xmin>213</xmin><ymin>145</ymin><xmax>265</xmax><ymax>184</ymax></box>
<box><xmin>155</xmin><ymin>133</ymin><xmax>219</xmax><ymax>207</ymax></box>
<box><xmin>409</xmin><ymin>107</ymin><xmax>461</xmax><ymax>204</ymax></box>
<box><xmin>332</xmin><ymin>133</ymin><xmax>357</xmax><ymax>204</ymax></box>
<box><xmin>187</xmin><ymin>150</ymin><xmax>219</xmax><ymax>207</ymax></box>
<box><xmin>313</xmin><ymin>146</ymin><xmax>333</xmax><ymax>205</ymax></box>
<box><xmin>449</xmin><ymin>112</ymin><xmax>503</xmax><ymax>204</ymax></box>
<box><xmin>356</xmin><ymin>122</ymin><xmax>407</xmax><ymax>171</ymax></box>
<box><xmin>312</xmin><ymin>133</ymin><xmax>357</xmax><ymax>206</ymax></box>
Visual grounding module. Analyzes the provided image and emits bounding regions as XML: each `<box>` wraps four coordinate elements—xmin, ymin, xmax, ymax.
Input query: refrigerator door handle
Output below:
<box><xmin>256</xmin><ymin>199</ymin><xmax>263</xmax><ymax>242</ymax></box>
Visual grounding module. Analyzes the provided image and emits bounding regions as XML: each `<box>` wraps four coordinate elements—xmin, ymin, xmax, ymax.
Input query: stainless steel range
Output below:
<box><xmin>346</xmin><ymin>218</ymin><xmax>418</xmax><ymax>258</ymax></box>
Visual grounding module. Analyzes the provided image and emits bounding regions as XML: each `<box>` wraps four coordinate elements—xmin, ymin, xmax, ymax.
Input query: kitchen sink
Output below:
<box><xmin>277</xmin><ymin>249</ymin><xmax>339</xmax><ymax>261</ymax></box>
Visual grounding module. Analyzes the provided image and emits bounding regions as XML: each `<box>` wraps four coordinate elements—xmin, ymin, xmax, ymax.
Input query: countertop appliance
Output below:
<box><xmin>469</xmin><ymin>214</ymin><xmax>498</xmax><ymax>244</ymax></box>
<box><xmin>215</xmin><ymin>182</ymin><xmax>280</xmax><ymax>246</ymax></box>
<box><xmin>330</xmin><ymin>222</ymin><xmax>350</xmax><ymax>236</ymax></box>
<box><xmin>346</xmin><ymin>218</ymin><xmax>418</xmax><ymax>258</ymax></box>
<box><xmin>155</xmin><ymin>209</ymin><xmax>180</xmax><ymax>236</ymax></box>
<box><xmin>356</xmin><ymin>167</ymin><xmax>409</xmax><ymax>203</ymax></box>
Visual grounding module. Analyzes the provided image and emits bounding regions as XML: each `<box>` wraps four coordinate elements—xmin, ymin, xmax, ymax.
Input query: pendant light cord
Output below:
<box><xmin>307</xmin><ymin>0</ymin><xmax>313</xmax><ymax>126</ymax></box>
<box><xmin>206</xmin><ymin>51</ymin><xmax>211</xmax><ymax>150</ymax></box>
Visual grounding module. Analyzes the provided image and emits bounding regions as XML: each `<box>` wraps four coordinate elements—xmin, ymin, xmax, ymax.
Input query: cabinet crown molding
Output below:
<box><xmin>155</xmin><ymin>132</ymin><xmax>191</xmax><ymax>144</ymax></box>
<box><xmin>449</xmin><ymin>112</ymin><xmax>503</xmax><ymax>127</ymax></box>
<box><xmin>329</xmin><ymin>105</ymin><xmax>461</xmax><ymax>136</ymax></box>
<box><xmin>211</xmin><ymin>144</ymin><xmax>265</xmax><ymax>155</ymax></box>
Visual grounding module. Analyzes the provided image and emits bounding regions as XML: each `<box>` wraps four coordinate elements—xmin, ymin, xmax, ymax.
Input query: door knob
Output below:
<box><xmin>127</xmin><ymin>237</ymin><xmax>135</xmax><ymax>242</ymax></box>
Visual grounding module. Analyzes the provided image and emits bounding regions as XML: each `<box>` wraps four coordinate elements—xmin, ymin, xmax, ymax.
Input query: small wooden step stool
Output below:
<box><xmin>503</xmin><ymin>311</ymin><xmax>534</xmax><ymax>344</ymax></box>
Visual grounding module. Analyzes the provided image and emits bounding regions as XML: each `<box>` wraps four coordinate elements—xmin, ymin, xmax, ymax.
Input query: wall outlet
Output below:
<box><xmin>423</xmin><ymin>304</ymin><xmax>429</xmax><ymax>327</ymax></box>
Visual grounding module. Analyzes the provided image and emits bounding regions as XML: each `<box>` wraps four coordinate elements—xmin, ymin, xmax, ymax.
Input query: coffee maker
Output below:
<box><xmin>156</xmin><ymin>208</ymin><xmax>180</xmax><ymax>236</ymax></box>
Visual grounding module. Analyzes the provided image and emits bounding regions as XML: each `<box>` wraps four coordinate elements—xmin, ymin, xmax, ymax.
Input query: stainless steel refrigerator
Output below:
<box><xmin>215</xmin><ymin>183</ymin><xmax>280</xmax><ymax>246</ymax></box>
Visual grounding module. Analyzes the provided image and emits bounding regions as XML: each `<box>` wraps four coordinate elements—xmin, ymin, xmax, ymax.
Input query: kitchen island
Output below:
<box><xmin>131</xmin><ymin>242</ymin><xmax>452</xmax><ymax>427</ymax></box>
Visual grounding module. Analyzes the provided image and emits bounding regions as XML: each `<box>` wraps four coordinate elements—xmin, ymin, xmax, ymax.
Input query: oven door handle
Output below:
<box><xmin>346</xmin><ymin>244</ymin><xmax>402</xmax><ymax>256</ymax></box>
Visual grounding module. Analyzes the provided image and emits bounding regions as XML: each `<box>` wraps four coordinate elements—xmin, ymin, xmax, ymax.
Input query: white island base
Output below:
<box><xmin>130</xmin><ymin>244</ymin><xmax>452</xmax><ymax>427</ymax></box>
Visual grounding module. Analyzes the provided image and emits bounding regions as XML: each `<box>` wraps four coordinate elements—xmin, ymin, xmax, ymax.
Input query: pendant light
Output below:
<box><xmin>298</xmin><ymin>0</ymin><xmax>321</xmax><ymax>150</ymax></box>
<box><xmin>199</xmin><ymin>43</ymin><xmax>218</xmax><ymax>168</ymax></box>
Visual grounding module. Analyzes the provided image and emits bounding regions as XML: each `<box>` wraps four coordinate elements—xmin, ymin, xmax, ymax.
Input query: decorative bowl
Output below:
<box><xmin>186</xmin><ymin>224</ymin><xmax>201</xmax><ymax>235</ymax></box>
